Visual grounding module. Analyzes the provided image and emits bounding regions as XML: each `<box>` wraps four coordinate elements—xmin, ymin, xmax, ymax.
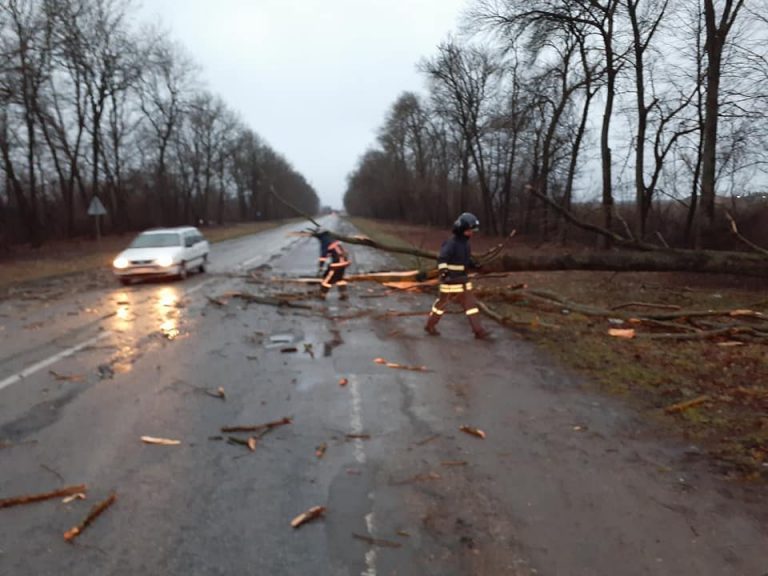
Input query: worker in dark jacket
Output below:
<box><xmin>314</xmin><ymin>229</ymin><xmax>350</xmax><ymax>300</ymax></box>
<box><xmin>424</xmin><ymin>213</ymin><xmax>490</xmax><ymax>339</ymax></box>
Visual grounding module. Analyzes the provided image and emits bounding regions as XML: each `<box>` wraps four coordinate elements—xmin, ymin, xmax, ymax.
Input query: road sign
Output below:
<box><xmin>87</xmin><ymin>196</ymin><xmax>107</xmax><ymax>216</ymax></box>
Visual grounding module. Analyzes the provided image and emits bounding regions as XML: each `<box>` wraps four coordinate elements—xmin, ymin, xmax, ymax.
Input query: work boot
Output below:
<box><xmin>339</xmin><ymin>287</ymin><xmax>348</xmax><ymax>301</ymax></box>
<box><xmin>424</xmin><ymin>314</ymin><xmax>441</xmax><ymax>336</ymax></box>
<box><xmin>424</xmin><ymin>324</ymin><xmax>440</xmax><ymax>336</ymax></box>
<box><xmin>474</xmin><ymin>329</ymin><xmax>493</xmax><ymax>340</ymax></box>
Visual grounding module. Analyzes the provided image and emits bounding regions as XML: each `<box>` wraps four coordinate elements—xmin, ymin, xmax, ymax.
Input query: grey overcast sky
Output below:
<box><xmin>137</xmin><ymin>0</ymin><xmax>470</xmax><ymax>209</ymax></box>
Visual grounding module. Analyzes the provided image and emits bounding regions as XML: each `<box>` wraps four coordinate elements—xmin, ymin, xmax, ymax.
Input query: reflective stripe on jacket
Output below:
<box><xmin>437</xmin><ymin>234</ymin><xmax>473</xmax><ymax>284</ymax></box>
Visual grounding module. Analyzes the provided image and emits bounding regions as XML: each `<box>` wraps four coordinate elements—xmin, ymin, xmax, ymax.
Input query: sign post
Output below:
<box><xmin>87</xmin><ymin>196</ymin><xmax>107</xmax><ymax>242</ymax></box>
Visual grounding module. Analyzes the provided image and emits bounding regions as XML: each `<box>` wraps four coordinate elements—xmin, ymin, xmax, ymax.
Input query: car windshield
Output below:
<box><xmin>128</xmin><ymin>233</ymin><xmax>181</xmax><ymax>248</ymax></box>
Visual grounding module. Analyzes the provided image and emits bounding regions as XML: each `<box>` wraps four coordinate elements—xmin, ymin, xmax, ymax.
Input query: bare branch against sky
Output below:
<box><xmin>137</xmin><ymin>0</ymin><xmax>470</xmax><ymax>208</ymax></box>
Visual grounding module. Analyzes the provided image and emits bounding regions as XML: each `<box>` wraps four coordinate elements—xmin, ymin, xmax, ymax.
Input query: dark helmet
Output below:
<box><xmin>452</xmin><ymin>212</ymin><xmax>480</xmax><ymax>235</ymax></box>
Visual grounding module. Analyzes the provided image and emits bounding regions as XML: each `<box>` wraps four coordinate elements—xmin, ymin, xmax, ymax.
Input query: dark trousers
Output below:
<box><xmin>320</xmin><ymin>266</ymin><xmax>348</xmax><ymax>297</ymax></box>
<box><xmin>425</xmin><ymin>284</ymin><xmax>484</xmax><ymax>334</ymax></box>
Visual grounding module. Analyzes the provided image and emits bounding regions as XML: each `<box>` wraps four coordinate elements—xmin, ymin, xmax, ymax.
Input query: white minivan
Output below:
<box><xmin>112</xmin><ymin>227</ymin><xmax>209</xmax><ymax>285</ymax></box>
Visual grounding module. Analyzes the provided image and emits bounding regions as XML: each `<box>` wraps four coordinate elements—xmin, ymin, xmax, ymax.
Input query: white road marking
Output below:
<box><xmin>349</xmin><ymin>375</ymin><xmax>377</xmax><ymax>576</ymax></box>
<box><xmin>363</xmin><ymin>512</ymin><xmax>378</xmax><ymax>576</ymax></box>
<box><xmin>349</xmin><ymin>375</ymin><xmax>367</xmax><ymax>465</ymax></box>
<box><xmin>0</xmin><ymin>331</ymin><xmax>112</xmax><ymax>392</ymax></box>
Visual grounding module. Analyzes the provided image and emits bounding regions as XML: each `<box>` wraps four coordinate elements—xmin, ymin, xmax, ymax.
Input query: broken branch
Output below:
<box><xmin>221</xmin><ymin>417</ymin><xmax>292</xmax><ymax>434</ymax></box>
<box><xmin>0</xmin><ymin>484</ymin><xmax>87</xmax><ymax>509</ymax></box>
<box><xmin>726</xmin><ymin>211</ymin><xmax>768</xmax><ymax>257</ymax></box>
<box><xmin>664</xmin><ymin>395</ymin><xmax>710</xmax><ymax>414</ymax></box>
<box><xmin>291</xmin><ymin>505</ymin><xmax>326</xmax><ymax>528</ymax></box>
<box><xmin>63</xmin><ymin>492</ymin><xmax>117</xmax><ymax>542</ymax></box>
<box><xmin>352</xmin><ymin>533</ymin><xmax>403</xmax><ymax>548</ymax></box>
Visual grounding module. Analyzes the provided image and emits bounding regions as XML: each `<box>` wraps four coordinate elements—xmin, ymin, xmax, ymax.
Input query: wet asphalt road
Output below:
<box><xmin>1</xmin><ymin>216</ymin><xmax>766</xmax><ymax>575</ymax></box>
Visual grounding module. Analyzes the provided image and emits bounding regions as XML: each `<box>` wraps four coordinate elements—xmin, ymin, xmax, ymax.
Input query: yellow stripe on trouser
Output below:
<box><xmin>466</xmin><ymin>307</ymin><xmax>480</xmax><ymax>316</ymax></box>
<box><xmin>321</xmin><ymin>270</ymin><xmax>334</xmax><ymax>288</ymax></box>
<box><xmin>440</xmin><ymin>283</ymin><xmax>473</xmax><ymax>293</ymax></box>
<box><xmin>431</xmin><ymin>303</ymin><xmax>445</xmax><ymax>315</ymax></box>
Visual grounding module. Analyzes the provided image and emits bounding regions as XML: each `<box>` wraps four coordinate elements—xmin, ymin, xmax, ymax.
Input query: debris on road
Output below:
<box><xmin>352</xmin><ymin>533</ymin><xmax>403</xmax><ymax>548</ymax></box>
<box><xmin>315</xmin><ymin>442</ymin><xmax>327</xmax><ymax>459</ymax></box>
<box><xmin>459</xmin><ymin>425</ymin><xmax>487</xmax><ymax>439</ymax></box>
<box><xmin>372</xmin><ymin>357</ymin><xmax>430</xmax><ymax>372</ymax></box>
<box><xmin>225</xmin><ymin>436</ymin><xmax>259</xmax><ymax>451</ymax></box>
<box><xmin>415</xmin><ymin>434</ymin><xmax>440</xmax><ymax>446</ymax></box>
<box><xmin>345</xmin><ymin>434</ymin><xmax>371</xmax><ymax>440</ymax></box>
<box><xmin>62</xmin><ymin>493</ymin><xmax>87</xmax><ymax>504</ymax></box>
<box><xmin>608</xmin><ymin>328</ymin><xmax>636</xmax><ymax>339</ymax></box>
<box><xmin>204</xmin><ymin>387</ymin><xmax>227</xmax><ymax>401</ymax></box>
<box><xmin>664</xmin><ymin>395</ymin><xmax>711</xmax><ymax>414</ymax></box>
<box><xmin>441</xmin><ymin>460</ymin><xmax>468</xmax><ymax>467</ymax></box>
<box><xmin>397</xmin><ymin>530</ymin><xmax>411</xmax><ymax>538</ymax></box>
<box><xmin>213</xmin><ymin>291</ymin><xmax>314</xmax><ymax>310</ymax></box>
<box><xmin>338</xmin><ymin>377</ymin><xmax>348</xmax><ymax>387</ymax></box>
<box><xmin>304</xmin><ymin>343</ymin><xmax>315</xmax><ymax>358</ymax></box>
<box><xmin>0</xmin><ymin>484</ymin><xmax>87</xmax><ymax>509</ymax></box>
<box><xmin>280</xmin><ymin>347</ymin><xmax>298</xmax><ymax>353</ymax></box>
<box><xmin>221</xmin><ymin>417</ymin><xmax>292</xmax><ymax>434</ymax></box>
<box><xmin>63</xmin><ymin>492</ymin><xmax>117</xmax><ymax>542</ymax></box>
<box><xmin>391</xmin><ymin>472</ymin><xmax>441</xmax><ymax>486</ymax></box>
<box><xmin>291</xmin><ymin>505</ymin><xmax>326</xmax><ymax>528</ymax></box>
<box><xmin>97</xmin><ymin>364</ymin><xmax>115</xmax><ymax>380</ymax></box>
<box><xmin>48</xmin><ymin>370</ymin><xmax>84</xmax><ymax>382</ymax></box>
<box><xmin>141</xmin><ymin>436</ymin><xmax>181</xmax><ymax>446</ymax></box>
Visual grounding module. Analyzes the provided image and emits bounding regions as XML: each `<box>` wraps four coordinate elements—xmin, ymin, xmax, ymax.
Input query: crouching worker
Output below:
<box><xmin>314</xmin><ymin>229</ymin><xmax>350</xmax><ymax>300</ymax></box>
<box><xmin>424</xmin><ymin>213</ymin><xmax>491</xmax><ymax>340</ymax></box>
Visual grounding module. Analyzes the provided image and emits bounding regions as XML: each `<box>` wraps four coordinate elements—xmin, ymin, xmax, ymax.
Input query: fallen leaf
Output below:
<box><xmin>141</xmin><ymin>436</ymin><xmax>181</xmax><ymax>446</ymax></box>
<box><xmin>316</xmin><ymin>442</ymin><xmax>327</xmax><ymax>459</ymax></box>
<box><xmin>608</xmin><ymin>328</ymin><xmax>636</xmax><ymax>339</ymax></box>
<box><xmin>459</xmin><ymin>425</ymin><xmax>486</xmax><ymax>439</ymax></box>
<box><xmin>291</xmin><ymin>505</ymin><xmax>326</xmax><ymax>528</ymax></box>
<box><xmin>339</xmin><ymin>378</ymin><xmax>348</xmax><ymax>387</ymax></box>
<box><xmin>247</xmin><ymin>437</ymin><xmax>258</xmax><ymax>452</ymax></box>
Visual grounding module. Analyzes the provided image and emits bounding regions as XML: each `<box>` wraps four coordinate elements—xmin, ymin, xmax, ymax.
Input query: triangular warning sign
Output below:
<box><xmin>87</xmin><ymin>196</ymin><xmax>107</xmax><ymax>216</ymax></box>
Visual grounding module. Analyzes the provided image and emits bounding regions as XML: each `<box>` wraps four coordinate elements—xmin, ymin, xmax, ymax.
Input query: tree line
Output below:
<box><xmin>0</xmin><ymin>0</ymin><xmax>318</xmax><ymax>248</ymax></box>
<box><xmin>344</xmin><ymin>0</ymin><xmax>768</xmax><ymax>250</ymax></box>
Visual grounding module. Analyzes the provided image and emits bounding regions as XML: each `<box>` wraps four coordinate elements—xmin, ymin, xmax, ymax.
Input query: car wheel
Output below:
<box><xmin>178</xmin><ymin>262</ymin><xmax>188</xmax><ymax>281</ymax></box>
<box><xmin>198</xmin><ymin>255</ymin><xmax>207</xmax><ymax>274</ymax></box>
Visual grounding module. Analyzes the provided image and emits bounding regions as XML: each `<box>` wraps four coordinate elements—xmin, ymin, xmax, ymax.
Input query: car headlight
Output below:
<box><xmin>156</xmin><ymin>255</ymin><xmax>174</xmax><ymax>267</ymax></box>
<box><xmin>113</xmin><ymin>257</ymin><xmax>129</xmax><ymax>269</ymax></box>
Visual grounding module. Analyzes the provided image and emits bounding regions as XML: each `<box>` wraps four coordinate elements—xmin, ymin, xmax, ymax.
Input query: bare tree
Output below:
<box><xmin>698</xmin><ymin>0</ymin><xmax>746</xmax><ymax>242</ymax></box>
<box><xmin>422</xmin><ymin>39</ymin><xmax>501</xmax><ymax>233</ymax></box>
